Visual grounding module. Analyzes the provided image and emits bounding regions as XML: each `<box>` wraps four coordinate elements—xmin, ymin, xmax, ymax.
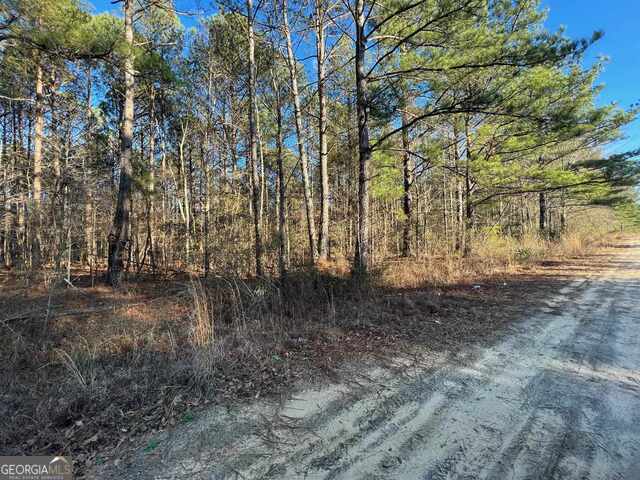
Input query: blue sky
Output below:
<box><xmin>541</xmin><ymin>1</ymin><xmax>640</xmax><ymax>153</ymax></box>
<box><xmin>89</xmin><ymin>0</ymin><xmax>639</xmax><ymax>154</ymax></box>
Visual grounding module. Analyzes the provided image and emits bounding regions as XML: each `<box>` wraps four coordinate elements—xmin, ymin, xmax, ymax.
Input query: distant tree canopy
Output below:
<box><xmin>0</xmin><ymin>0</ymin><xmax>637</xmax><ymax>278</ymax></box>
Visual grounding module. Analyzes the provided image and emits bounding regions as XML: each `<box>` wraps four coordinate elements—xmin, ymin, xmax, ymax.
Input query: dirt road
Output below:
<box><xmin>98</xmin><ymin>243</ymin><xmax>640</xmax><ymax>479</ymax></box>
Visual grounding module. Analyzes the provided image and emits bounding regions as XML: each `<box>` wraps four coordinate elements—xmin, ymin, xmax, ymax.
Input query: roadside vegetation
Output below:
<box><xmin>0</xmin><ymin>218</ymin><xmax>634</xmax><ymax>471</ymax></box>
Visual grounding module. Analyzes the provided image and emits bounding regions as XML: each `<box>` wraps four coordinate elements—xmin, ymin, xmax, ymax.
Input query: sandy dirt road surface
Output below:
<box><xmin>97</xmin><ymin>242</ymin><xmax>640</xmax><ymax>479</ymax></box>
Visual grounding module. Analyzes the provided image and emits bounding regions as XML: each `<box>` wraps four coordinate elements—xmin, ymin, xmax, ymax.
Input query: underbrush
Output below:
<box><xmin>0</xmin><ymin>269</ymin><xmax>370</xmax><ymax>470</ymax></box>
<box><xmin>380</xmin><ymin>227</ymin><xmax>610</xmax><ymax>289</ymax></box>
<box><xmin>0</xmin><ymin>228</ymin><xmax>621</xmax><ymax>473</ymax></box>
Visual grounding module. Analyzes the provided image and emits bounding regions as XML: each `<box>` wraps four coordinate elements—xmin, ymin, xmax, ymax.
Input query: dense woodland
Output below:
<box><xmin>1</xmin><ymin>0</ymin><xmax>639</xmax><ymax>285</ymax></box>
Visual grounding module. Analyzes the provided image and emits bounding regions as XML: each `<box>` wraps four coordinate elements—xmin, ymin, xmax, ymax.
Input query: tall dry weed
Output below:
<box><xmin>54</xmin><ymin>338</ymin><xmax>99</xmax><ymax>391</ymax></box>
<box><xmin>187</xmin><ymin>278</ymin><xmax>218</xmax><ymax>381</ymax></box>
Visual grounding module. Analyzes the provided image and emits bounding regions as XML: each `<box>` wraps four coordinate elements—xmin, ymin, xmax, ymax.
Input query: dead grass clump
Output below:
<box><xmin>316</xmin><ymin>255</ymin><xmax>351</xmax><ymax>277</ymax></box>
<box><xmin>187</xmin><ymin>278</ymin><xmax>219</xmax><ymax>383</ymax></box>
<box><xmin>379</xmin><ymin>255</ymin><xmax>469</xmax><ymax>289</ymax></box>
<box><xmin>379</xmin><ymin>228</ymin><xmax>606</xmax><ymax>290</ymax></box>
<box><xmin>185</xmin><ymin>274</ymin><xmax>322</xmax><ymax>390</ymax></box>
<box><xmin>472</xmin><ymin>230</ymin><xmax>549</xmax><ymax>268</ymax></box>
<box><xmin>54</xmin><ymin>342</ymin><xmax>99</xmax><ymax>392</ymax></box>
<box><xmin>471</xmin><ymin>229</ymin><xmax>518</xmax><ymax>268</ymax></box>
<box><xmin>558</xmin><ymin>231</ymin><xmax>589</xmax><ymax>257</ymax></box>
<box><xmin>188</xmin><ymin>278</ymin><xmax>214</xmax><ymax>349</ymax></box>
<box><xmin>510</xmin><ymin>232</ymin><xmax>549</xmax><ymax>265</ymax></box>
<box><xmin>556</xmin><ymin>228</ymin><xmax>616</xmax><ymax>258</ymax></box>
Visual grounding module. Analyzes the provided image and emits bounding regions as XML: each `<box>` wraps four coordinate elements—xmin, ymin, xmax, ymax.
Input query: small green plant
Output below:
<box><xmin>144</xmin><ymin>439</ymin><xmax>160</xmax><ymax>453</ymax></box>
<box><xmin>514</xmin><ymin>247</ymin><xmax>532</xmax><ymax>262</ymax></box>
<box><xmin>182</xmin><ymin>412</ymin><xmax>195</xmax><ymax>423</ymax></box>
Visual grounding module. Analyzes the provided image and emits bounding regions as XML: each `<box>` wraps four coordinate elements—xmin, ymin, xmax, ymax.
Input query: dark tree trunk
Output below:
<box><xmin>560</xmin><ymin>191</ymin><xmax>566</xmax><ymax>234</ymax></box>
<box><xmin>354</xmin><ymin>0</ymin><xmax>371</xmax><ymax>274</ymax></box>
<box><xmin>107</xmin><ymin>0</ymin><xmax>135</xmax><ymax>286</ymax></box>
<box><xmin>401</xmin><ymin>94</ymin><xmax>414</xmax><ymax>257</ymax></box>
<box><xmin>539</xmin><ymin>192</ymin><xmax>546</xmax><ymax>233</ymax></box>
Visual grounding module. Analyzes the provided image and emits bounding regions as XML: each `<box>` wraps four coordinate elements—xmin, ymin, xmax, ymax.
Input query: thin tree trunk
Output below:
<box><xmin>316</xmin><ymin>0</ymin><xmax>330</xmax><ymax>259</ymax></box>
<box><xmin>442</xmin><ymin>164</ymin><xmax>448</xmax><ymax>250</ymax></box>
<box><xmin>15</xmin><ymin>109</ymin><xmax>25</xmax><ymax>269</ymax></box>
<box><xmin>31</xmin><ymin>58</ymin><xmax>44</xmax><ymax>269</ymax></box>
<box><xmin>0</xmin><ymin>116</ymin><xmax>6</xmax><ymax>268</ymax></box>
<box><xmin>456</xmin><ymin>174</ymin><xmax>464</xmax><ymax>252</ymax></box>
<box><xmin>281</xmin><ymin>0</ymin><xmax>318</xmax><ymax>263</ymax></box>
<box><xmin>247</xmin><ymin>0</ymin><xmax>264</xmax><ymax>276</ymax></box>
<box><xmin>560</xmin><ymin>190</ymin><xmax>566</xmax><ymax>234</ymax></box>
<box><xmin>179</xmin><ymin>122</ymin><xmax>190</xmax><ymax>264</ymax></box>
<box><xmin>257</xmin><ymin>116</ymin><xmax>266</xmax><ymax>232</ymax></box>
<box><xmin>63</xmin><ymin>131</ymin><xmax>71</xmax><ymax>281</ymax></box>
<box><xmin>107</xmin><ymin>0</ymin><xmax>135</xmax><ymax>286</ymax></box>
<box><xmin>272</xmin><ymin>72</ymin><xmax>289</xmax><ymax>279</ymax></box>
<box><xmin>147</xmin><ymin>85</ymin><xmax>156</xmax><ymax>272</ymax></box>
<box><xmin>463</xmin><ymin>116</ymin><xmax>473</xmax><ymax>256</ymax></box>
<box><xmin>5</xmin><ymin>109</ymin><xmax>17</xmax><ymax>268</ymax></box>
<box><xmin>201</xmin><ymin>140</ymin><xmax>210</xmax><ymax>276</ymax></box>
<box><xmin>82</xmin><ymin>68</ymin><xmax>93</xmax><ymax>267</ymax></box>
<box><xmin>49</xmin><ymin>85</ymin><xmax>63</xmax><ymax>268</ymax></box>
<box><xmin>453</xmin><ymin>123</ymin><xmax>464</xmax><ymax>253</ymax></box>
<box><xmin>161</xmin><ymin>141</ymin><xmax>167</xmax><ymax>268</ymax></box>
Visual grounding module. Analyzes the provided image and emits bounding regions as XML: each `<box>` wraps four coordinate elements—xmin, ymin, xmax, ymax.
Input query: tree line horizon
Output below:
<box><xmin>1</xmin><ymin>0</ymin><xmax>639</xmax><ymax>286</ymax></box>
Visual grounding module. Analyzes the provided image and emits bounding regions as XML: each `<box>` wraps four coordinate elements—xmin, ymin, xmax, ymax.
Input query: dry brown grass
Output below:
<box><xmin>380</xmin><ymin>226</ymin><xmax>616</xmax><ymax>291</ymax></box>
<box><xmin>379</xmin><ymin>255</ymin><xmax>469</xmax><ymax>289</ymax></box>
<box><xmin>316</xmin><ymin>255</ymin><xmax>351</xmax><ymax>277</ymax></box>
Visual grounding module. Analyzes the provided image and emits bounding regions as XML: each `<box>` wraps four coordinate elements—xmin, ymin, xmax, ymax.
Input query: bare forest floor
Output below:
<box><xmin>0</xmin><ymin>234</ymin><xmax>633</xmax><ymax>477</ymax></box>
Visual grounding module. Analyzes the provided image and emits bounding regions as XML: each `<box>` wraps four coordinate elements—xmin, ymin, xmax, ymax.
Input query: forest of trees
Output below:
<box><xmin>1</xmin><ymin>0</ymin><xmax>639</xmax><ymax>285</ymax></box>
